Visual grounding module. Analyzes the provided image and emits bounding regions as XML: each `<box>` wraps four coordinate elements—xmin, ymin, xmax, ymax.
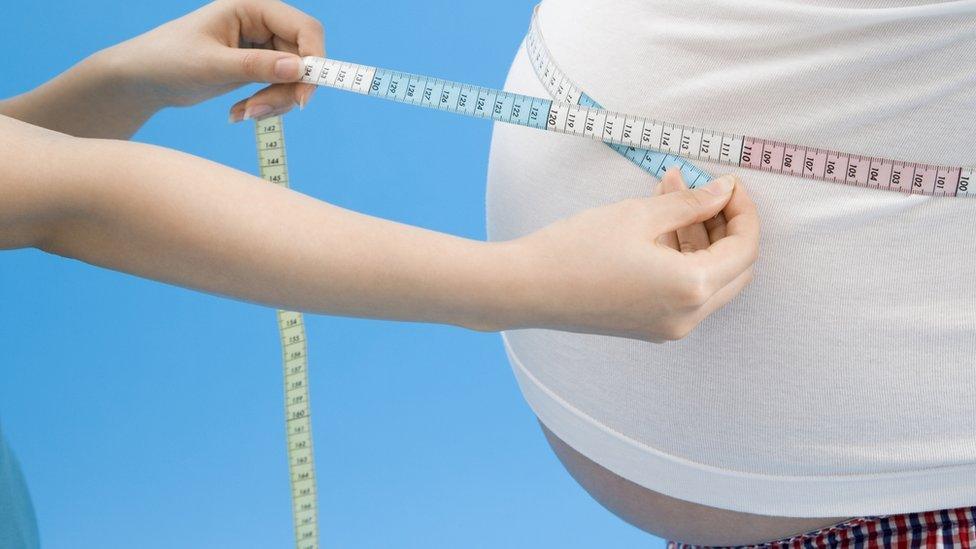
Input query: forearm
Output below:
<box><xmin>0</xmin><ymin>50</ymin><xmax>160</xmax><ymax>139</ymax></box>
<box><xmin>35</xmin><ymin>134</ymin><xmax>523</xmax><ymax>330</ymax></box>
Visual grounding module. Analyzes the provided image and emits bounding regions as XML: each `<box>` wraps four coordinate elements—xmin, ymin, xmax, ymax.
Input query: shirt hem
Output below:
<box><xmin>501</xmin><ymin>333</ymin><xmax>976</xmax><ymax>517</ymax></box>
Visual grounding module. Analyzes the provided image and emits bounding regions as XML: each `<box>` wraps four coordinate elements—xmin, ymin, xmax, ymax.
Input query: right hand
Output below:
<box><xmin>503</xmin><ymin>169</ymin><xmax>760</xmax><ymax>342</ymax></box>
<box><xmin>97</xmin><ymin>0</ymin><xmax>325</xmax><ymax>120</ymax></box>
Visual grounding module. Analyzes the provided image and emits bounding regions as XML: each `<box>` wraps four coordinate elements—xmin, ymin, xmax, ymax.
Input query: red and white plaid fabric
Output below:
<box><xmin>668</xmin><ymin>507</ymin><xmax>976</xmax><ymax>549</ymax></box>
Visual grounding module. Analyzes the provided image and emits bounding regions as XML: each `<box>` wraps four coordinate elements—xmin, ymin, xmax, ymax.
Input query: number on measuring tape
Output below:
<box><xmin>254</xmin><ymin>117</ymin><xmax>320</xmax><ymax>549</ymax></box>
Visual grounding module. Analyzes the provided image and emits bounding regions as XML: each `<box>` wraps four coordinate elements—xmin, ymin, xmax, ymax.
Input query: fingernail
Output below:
<box><xmin>274</xmin><ymin>57</ymin><xmax>301</xmax><ymax>80</ymax></box>
<box><xmin>228</xmin><ymin>110</ymin><xmax>244</xmax><ymax>123</ymax></box>
<box><xmin>704</xmin><ymin>175</ymin><xmax>736</xmax><ymax>195</ymax></box>
<box><xmin>243</xmin><ymin>104</ymin><xmax>274</xmax><ymax>121</ymax></box>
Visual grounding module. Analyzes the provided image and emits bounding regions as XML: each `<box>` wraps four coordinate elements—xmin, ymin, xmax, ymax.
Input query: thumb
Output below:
<box><xmin>647</xmin><ymin>175</ymin><xmax>737</xmax><ymax>234</ymax></box>
<box><xmin>222</xmin><ymin>49</ymin><xmax>304</xmax><ymax>84</ymax></box>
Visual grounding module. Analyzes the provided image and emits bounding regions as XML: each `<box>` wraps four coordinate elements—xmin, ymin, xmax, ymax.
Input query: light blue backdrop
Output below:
<box><xmin>0</xmin><ymin>1</ymin><xmax>664</xmax><ymax>547</ymax></box>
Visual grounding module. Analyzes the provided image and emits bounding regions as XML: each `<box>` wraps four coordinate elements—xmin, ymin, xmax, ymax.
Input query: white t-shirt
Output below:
<box><xmin>487</xmin><ymin>0</ymin><xmax>976</xmax><ymax>517</ymax></box>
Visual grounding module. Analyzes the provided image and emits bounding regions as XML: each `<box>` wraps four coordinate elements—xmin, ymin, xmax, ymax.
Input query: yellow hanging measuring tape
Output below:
<box><xmin>253</xmin><ymin>116</ymin><xmax>320</xmax><ymax>549</ymax></box>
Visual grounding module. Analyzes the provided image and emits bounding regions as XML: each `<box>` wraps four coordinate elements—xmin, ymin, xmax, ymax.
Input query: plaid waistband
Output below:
<box><xmin>668</xmin><ymin>507</ymin><xmax>976</xmax><ymax>549</ymax></box>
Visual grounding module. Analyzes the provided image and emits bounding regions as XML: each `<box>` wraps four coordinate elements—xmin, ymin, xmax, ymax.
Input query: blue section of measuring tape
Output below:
<box><xmin>366</xmin><ymin>67</ymin><xmax>553</xmax><ymax>128</ymax></box>
<box><xmin>576</xmin><ymin>94</ymin><xmax>713</xmax><ymax>187</ymax></box>
<box><xmin>364</xmin><ymin>67</ymin><xmax>711</xmax><ymax>186</ymax></box>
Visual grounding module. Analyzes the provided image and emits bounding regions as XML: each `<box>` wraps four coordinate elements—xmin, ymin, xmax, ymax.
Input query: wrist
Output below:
<box><xmin>458</xmin><ymin>239</ymin><xmax>550</xmax><ymax>333</ymax></box>
<box><xmin>3</xmin><ymin>46</ymin><xmax>167</xmax><ymax>139</ymax></box>
<box><xmin>87</xmin><ymin>45</ymin><xmax>169</xmax><ymax>118</ymax></box>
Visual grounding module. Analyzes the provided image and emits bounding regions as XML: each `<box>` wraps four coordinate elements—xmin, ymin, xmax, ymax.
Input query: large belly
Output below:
<box><xmin>541</xmin><ymin>424</ymin><xmax>847</xmax><ymax>545</ymax></box>
<box><xmin>486</xmin><ymin>0</ymin><xmax>976</xmax><ymax>521</ymax></box>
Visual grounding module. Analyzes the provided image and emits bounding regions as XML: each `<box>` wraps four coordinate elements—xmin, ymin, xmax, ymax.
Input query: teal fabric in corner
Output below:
<box><xmin>0</xmin><ymin>428</ymin><xmax>39</xmax><ymax>549</ymax></box>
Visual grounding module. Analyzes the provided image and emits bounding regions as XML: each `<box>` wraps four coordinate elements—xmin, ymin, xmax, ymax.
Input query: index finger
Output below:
<box><xmin>692</xmin><ymin>178</ymin><xmax>760</xmax><ymax>288</ymax></box>
<box><xmin>238</xmin><ymin>0</ymin><xmax>326</xmax><ymax>58</ymax></box>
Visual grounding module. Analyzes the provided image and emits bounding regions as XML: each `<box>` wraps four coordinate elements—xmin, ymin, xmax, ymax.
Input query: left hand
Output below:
<box><xmin>99</xmin><ymin>0</ymin><xmax>325</xmax><ymax>121</ymax></box>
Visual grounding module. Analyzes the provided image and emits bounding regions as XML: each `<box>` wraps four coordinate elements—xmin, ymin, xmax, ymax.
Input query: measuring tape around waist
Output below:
<box><xmin>296</xmin><ymin>12</ymin><xmax>973</xmax><ymax>198</ymax></box>
<box><xmin>253</xmin><ymin>117</ymin><xmax>320</xmax><ymax>549</ymax></box>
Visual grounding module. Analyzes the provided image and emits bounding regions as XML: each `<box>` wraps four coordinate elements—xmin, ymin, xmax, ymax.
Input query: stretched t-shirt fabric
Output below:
<box><xmin>486</xmin><ymin>0</ymin><xmax>976</xmax><ymax>517</ymax></box>
<box><xmin>0</xmin><ymin>427</ymin><xmax>39</xmax><ymax>548</ymax></box>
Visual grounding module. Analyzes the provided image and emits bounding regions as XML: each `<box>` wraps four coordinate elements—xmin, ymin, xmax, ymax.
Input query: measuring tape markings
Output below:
<box><xmin>295</xmin><ymin>16</ymin><xmax>973</xmax><ymax>198</ymax></box>
<box><xmin>522</xmin><ymin>22</ymin><xmax>711</xmax><ymax>186</ymax></box>
<box><xmin>254</xmin><ymin>117</ymin><xmax>320</xmax><ymax>549</ymax></box>
<box><xmin>295</xmin><ymin>55</ymin><xmax>713</xmax><ymax>188</ymax></box>
<box><xmin>521</xmin><ymin>15</ymin><xmax>974</xmax><ymax>198</ymax></box>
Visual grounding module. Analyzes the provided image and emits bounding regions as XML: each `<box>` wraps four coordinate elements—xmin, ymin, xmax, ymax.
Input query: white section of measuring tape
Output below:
<box><xmin>296</xmin><ymin>25</ymin><xmax>974</xmax><ymax>197</ymax></box>
<box><xmin>254</xmin><ymin>116</ymin><xmax>320</xmax><ymax>549</ymax></box>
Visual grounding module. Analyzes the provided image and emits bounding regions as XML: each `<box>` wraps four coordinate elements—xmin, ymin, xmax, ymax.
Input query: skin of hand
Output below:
<box><xmin>0</xmin><ymin>0</ymin><xmax>324</xmax><ymax>139</ymax></box>
<box><xmin>1</xmin><ymin>111</ymin><xmax>759</xmax><ymax>343</ymax></box>
<box><xmin>502</xmin><ymin>168</ymin><xmax>759</xmax><ymax>342</ymax></box>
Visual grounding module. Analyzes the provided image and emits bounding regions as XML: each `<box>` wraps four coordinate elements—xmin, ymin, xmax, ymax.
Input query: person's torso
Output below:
<box><xmin>486</xmin><ymin>0</ymin><xmax>976</xmax><ymax>516</ymax></box>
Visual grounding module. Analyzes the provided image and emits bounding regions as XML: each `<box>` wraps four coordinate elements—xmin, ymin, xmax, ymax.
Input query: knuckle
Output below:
<box><xmin>743</xmin><ymin>268</ymin><xmax>756</xmax><ymax>286</ymax></box>
<box><xmin>735</xmin><ymin>240</ymin><xmax>760</xmax><ymax>266</ymax></box>
<box><xmin>311</xmin><ymin>19</ymin><xmax>325</xmax><ymax>37</ymax></box>
<box><xmin>239</xmin><ymin>51</ymin><xmax>261</xmax><ymax>78</ymax></box>
<box><xmin>676</xmin><ymin>270</ymin><xmax>712</xmax><ymax>307</ymax></box>
<box><xmin>678</xmin><ymin>189</ymin><xmax>705</xmax><ymax>213</ymax></box>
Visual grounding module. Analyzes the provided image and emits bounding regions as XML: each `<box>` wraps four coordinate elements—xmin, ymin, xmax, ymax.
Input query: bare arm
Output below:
<box><xmin>0</xmin><ymin>113</ymin><xmax>759</xmax><ymax>341</ymax></box>
<box><xmin>1</xmin><ymin>114</ymin><xmax>515</xmax><ymax>328</ymax></box>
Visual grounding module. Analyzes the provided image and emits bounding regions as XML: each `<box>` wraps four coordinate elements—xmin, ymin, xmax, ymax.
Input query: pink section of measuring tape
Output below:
<box><xmin>735</xmin><ymin>136</ymin><xmax>971</xmax><ymax>196</ymax></box>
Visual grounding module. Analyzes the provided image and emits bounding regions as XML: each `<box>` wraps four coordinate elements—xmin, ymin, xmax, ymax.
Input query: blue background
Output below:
<box><xmin>0</xmin><ymin>1</ymin><xmax>663</xmax><ymax>547</ymax></box>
